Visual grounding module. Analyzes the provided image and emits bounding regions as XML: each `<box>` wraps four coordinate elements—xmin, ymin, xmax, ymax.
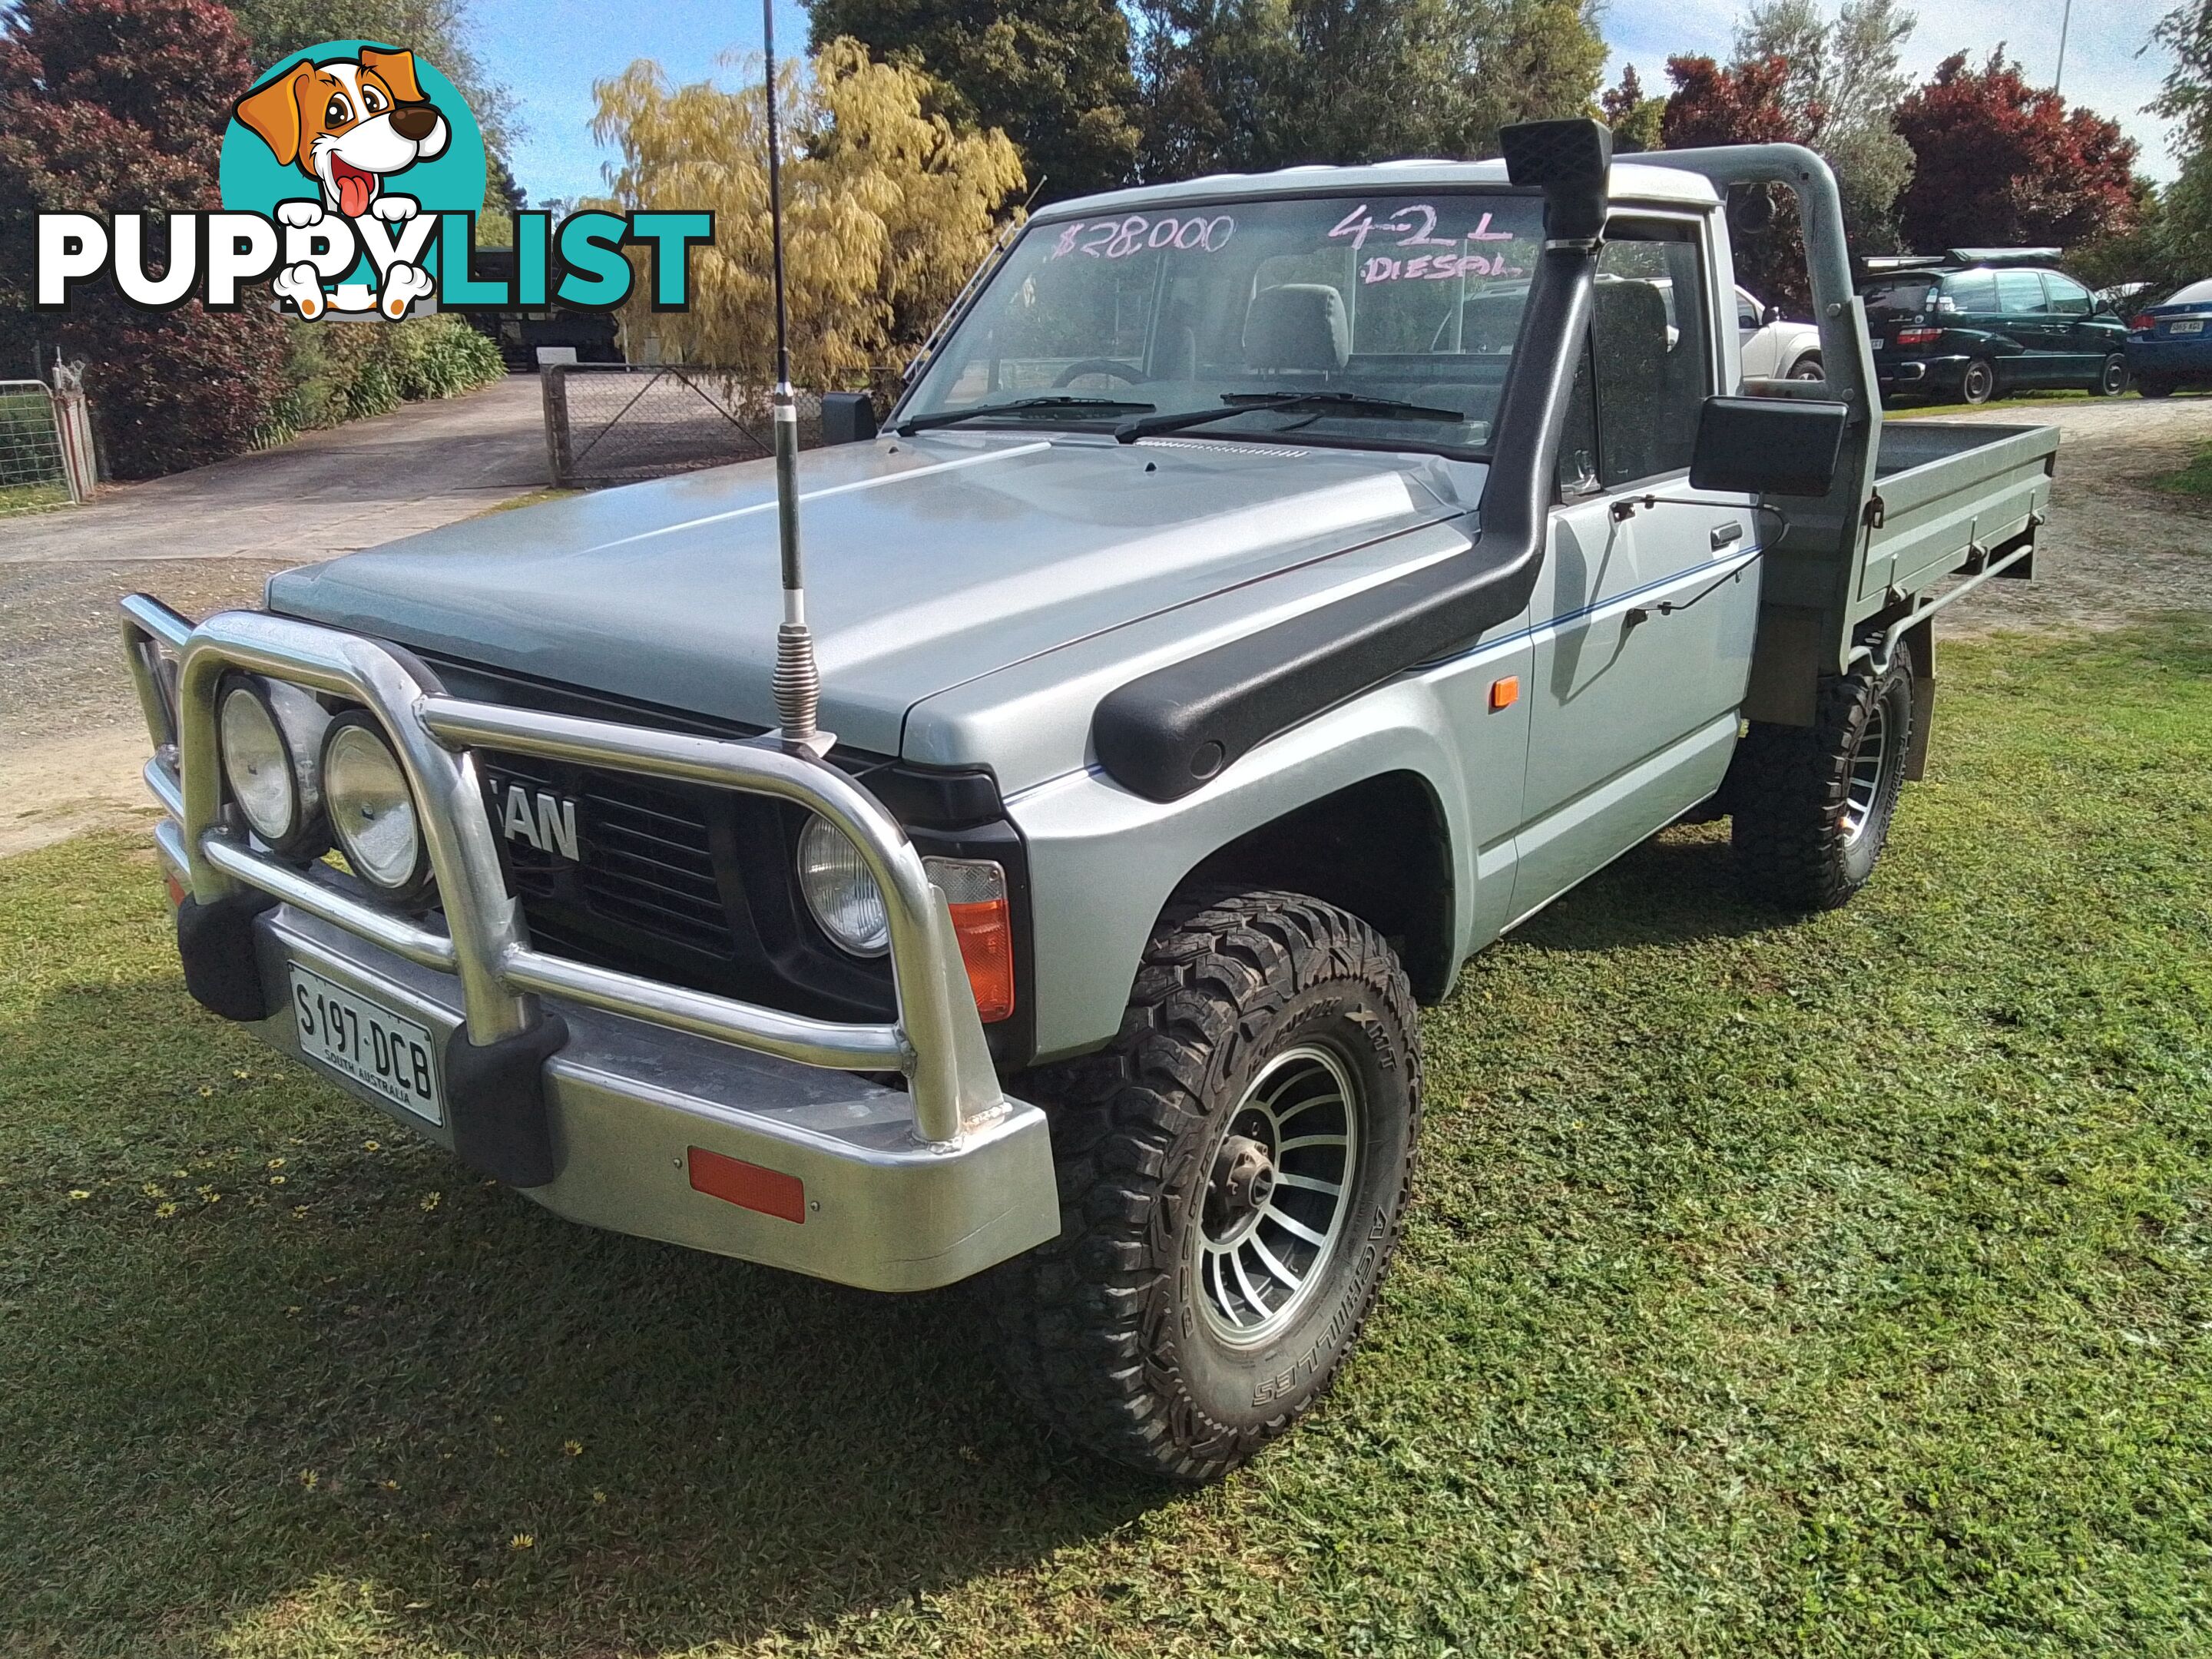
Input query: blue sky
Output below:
<box><xmin>478</xmin><ymin>0</ymin><xmax>2178</xmax><ymax>207</ymax></box>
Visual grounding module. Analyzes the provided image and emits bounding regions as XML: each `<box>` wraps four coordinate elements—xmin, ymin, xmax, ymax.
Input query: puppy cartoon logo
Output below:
<box><xmin>222</xmin><ymin>40</ymin><xmax>482</xmax><ymax>320</ymax></box>
<box><xmin>35</xmin><ymin>41</ymin><xmax>710</xmax><ymax>324</ymax></box>
<box><xmin>234</xmin><ymin>48</ymin><xmax>450</xmax><ymax>221</ymax></box>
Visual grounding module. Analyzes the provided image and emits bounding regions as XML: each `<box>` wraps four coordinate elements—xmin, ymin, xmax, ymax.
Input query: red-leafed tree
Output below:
<box><xmin>0</xmin><ymin>0</ymin><xmax>287</xmax><ymax>477</ymax></box>
<box><xmin>1892</xmin><ymin>50</ymin><xmax>2140</xmax><ymax>254</ymax></box>
<box><xmin>1661</xmin><ymin>54</ymin><xmax>1812</xmax><ymax>306</ymax></box>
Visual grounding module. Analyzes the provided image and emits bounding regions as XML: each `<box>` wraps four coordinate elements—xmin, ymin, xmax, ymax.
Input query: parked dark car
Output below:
<box><xmin>1859</xmin><ymin>251</ymin><xmax>2131</xmax><ymax>404</ymax></box>
<box><xmin>2125</xmin><ymin>279</ymin><xmax>2212</xmax><ymax>398</ymax></box>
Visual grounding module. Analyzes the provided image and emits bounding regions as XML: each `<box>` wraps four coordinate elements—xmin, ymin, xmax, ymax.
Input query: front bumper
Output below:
<box><xmin>122</xmin><ymin>596</ymin><xmax>1060</xmax><ymax>1293</ymax></box>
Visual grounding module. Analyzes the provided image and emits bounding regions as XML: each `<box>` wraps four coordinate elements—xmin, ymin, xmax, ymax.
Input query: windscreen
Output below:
<box><xmin>1858</xmin><ymin>277</ymin><xmax>1935</xmax><ymax>324</ymax></box>
<box><xmin>898</xmin><ymin>190</ymin><xmax>1548</xmax><ymax>455</ymax></box>
<box><xmin>2163</xmin><ymin>279</ymin><xmax>2212</xmax><ymax>307</ymax></box>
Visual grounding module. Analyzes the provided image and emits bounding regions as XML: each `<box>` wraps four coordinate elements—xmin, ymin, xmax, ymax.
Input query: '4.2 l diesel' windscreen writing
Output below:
<box><xmin>899</xmin><ymin>190</ymin><xmax>1547</xmax><ymax>458</ymax></box>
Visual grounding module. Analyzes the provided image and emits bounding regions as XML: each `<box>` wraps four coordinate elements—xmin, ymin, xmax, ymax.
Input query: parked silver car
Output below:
<box><xmin>1736</xmin><ymin>285</ymin><xmax>1825</xmax><ymax>379</ymax></box>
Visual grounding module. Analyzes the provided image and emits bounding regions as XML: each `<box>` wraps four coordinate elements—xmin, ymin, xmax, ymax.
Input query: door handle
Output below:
<box><xmin>1710</xmin><ymin>520</ymin><xmax>1744</xmax><ymax>550</ymax></box>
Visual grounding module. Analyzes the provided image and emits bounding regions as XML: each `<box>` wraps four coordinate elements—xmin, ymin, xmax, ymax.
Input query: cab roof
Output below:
<box><xmin>1032</xmin><ymin>157</ymin><xmax>1722</xmax><ymax>222</ymax></box>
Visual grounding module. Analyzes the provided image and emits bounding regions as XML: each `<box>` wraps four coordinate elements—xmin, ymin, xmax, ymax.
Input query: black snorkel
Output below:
<box><xmin>1091</xmin><ymin>118</ymin><xmax>1613</xmax><ymax>803</ymax></box>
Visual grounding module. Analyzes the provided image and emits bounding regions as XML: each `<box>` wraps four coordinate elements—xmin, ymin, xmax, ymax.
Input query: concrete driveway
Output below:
<box><xmin>2</xmin><ymin>375</ymin><xmax>552</xmax><ymax>856</ymax></box>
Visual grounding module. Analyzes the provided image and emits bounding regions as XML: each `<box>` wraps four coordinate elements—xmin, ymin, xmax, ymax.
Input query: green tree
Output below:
<box><xmin>1601</xmin><ymin>63</ymin><xmax>1666</xmax><ymax>153</ymax></box>
<box><xmin>591</xmin><ymin>39</ymin><xmax>1025</xmax><ymax>382</ymax></box>
<box><xmin>1730</xmin><ymin>0</ymin><xmax>1916</xmax><ymax>253</ymax></box>
<box><xmin>1134</xmin><ymin>0</ymin><xmax>1604</xmax><ymax>180</ymax></box>
<box><xmin>802</xmin><ymin>0</ymin><xmax>1140</xmax><ymax>199</ymax></box>
<box><xmin>2144</xmin><ymin>1</ymin><xmax>2212</xmax><ymax>285</ymax></box>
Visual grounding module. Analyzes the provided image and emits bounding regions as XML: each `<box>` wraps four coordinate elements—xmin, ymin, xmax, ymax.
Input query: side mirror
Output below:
<box><xmin>820</xmin><ymin>391</ymin><xmax>878</xmax><ymax>445</ymax></box>
<box><xmin>1763</xmin><ymin>303</ymin><xmax>1783</xmax><ymax>326</ymax></box>
<box><xmin>1689</xmin><ymin>395</ymin><xmax>1847</xmax><ymax>498</ymax></box>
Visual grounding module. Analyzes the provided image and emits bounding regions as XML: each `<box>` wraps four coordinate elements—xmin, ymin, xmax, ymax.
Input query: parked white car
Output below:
<box><xmin>1736</xmin><ymin>286</ymin><xmax>1824</xmax><ymax>380</ymax></box>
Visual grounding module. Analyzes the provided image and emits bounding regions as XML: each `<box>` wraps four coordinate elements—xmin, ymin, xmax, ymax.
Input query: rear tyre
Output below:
<box><xmin>1787</xmin><ymin>353</ymin><xmax>1824</xmax><ymax>381</ymax></box>
<box><xmin>2090</xmin><ymin>353</ymin><xmax>2129</xmax><ymax>396</ymax></box>
<box><xmin>1730</xmin><ymin>656</ymin><xmax>1914</xmax><ymax>912</ymax></box>
<box><xmin>2137</xmin><ymin>375</ymin><xmax>2175</xmax><ymax>400</ymax></box>
<box><xmin>988</xmin><ymin>889</ymin><xmax>1420</xmax><ymax>1482</ymax></box>
<box><xmin>1959</xmin><ymin>358</ymin><xmax>1997</xmax><ymax>405</ymax></box>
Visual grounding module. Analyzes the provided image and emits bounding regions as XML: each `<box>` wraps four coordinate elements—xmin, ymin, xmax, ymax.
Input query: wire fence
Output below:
<box><xmin>541</xmin><ymin>365</ymin><xmax>899</xmax><ymax>488</ymax></box>
<box><xmin>0</xmin><ymin>379</ymin><xmax>77</xmax><ymax>517</ymax></box>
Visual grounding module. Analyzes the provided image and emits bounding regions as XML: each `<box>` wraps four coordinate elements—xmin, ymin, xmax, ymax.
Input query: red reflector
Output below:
<box><xmin>686</xmin><ymin>1146</ymin><xmax>805</xmax><ymax>1223</ymax></box>
<box><xmin>164</xmin><ymin>874</ymin><xmax>187</xmax><ymax>909</ymax></box>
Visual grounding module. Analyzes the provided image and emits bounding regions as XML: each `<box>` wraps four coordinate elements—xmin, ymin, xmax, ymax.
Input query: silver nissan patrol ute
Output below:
<box><xmin>121</xmin><ymin>124</ymin><xmax>2058</xmax><ymax>1479</ymax></box>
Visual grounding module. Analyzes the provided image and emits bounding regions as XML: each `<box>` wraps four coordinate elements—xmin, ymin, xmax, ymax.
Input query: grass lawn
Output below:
<box><xmin>4</xmin><ymin>623</ymin><xmax>2210</xmax><ymax>1657</ymax></box>
<box><xmin>2155</xmin><ymin>445</ymin><xmax>2212</xmax><ymax>499</ymax></box>
<box><xmin>0</xmin><ymin>478</ymin><xmax>71</xmax><ymax>514</ymax></box>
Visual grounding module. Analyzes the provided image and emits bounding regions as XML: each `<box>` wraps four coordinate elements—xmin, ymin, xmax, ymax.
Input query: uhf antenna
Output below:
<box><xmin>763</xmin><ymin>0</ymin><xmax>826</xmax><ymax>753</ymax></box>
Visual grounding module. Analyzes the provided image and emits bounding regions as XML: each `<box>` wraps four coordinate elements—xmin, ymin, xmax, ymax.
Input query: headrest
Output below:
<box><xmin>1243</xmin><ymin>283</ymin><xmax>1349</xmax><ymax>373</ymax></box>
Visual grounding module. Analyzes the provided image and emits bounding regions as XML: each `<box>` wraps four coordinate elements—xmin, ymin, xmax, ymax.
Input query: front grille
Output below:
<box><xmin>416</xmin><ymin>652</ymin><xmax>900</xmax><ymax>1024</ymax></box>
<box><xmin>490</xmin><ymin>757</ymin><xmax>727</xmax><ymax>955</ymax></box>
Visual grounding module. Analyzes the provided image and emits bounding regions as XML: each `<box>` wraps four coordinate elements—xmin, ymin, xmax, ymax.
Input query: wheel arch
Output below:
<box><xmin>1176</xmin><ymin>769</ymin><xmax>1456</xmax><ymax>1004</ymax></box>
<box><xmin>1010</xmin><ymin>705</ymin><xmax>1476</xmax><ymax>1065</ymax></box>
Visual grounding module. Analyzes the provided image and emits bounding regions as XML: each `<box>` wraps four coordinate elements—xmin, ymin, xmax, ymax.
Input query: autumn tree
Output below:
<box><xmin>801</xmin><ymin>0</ymin><xmax>1140</xmax><ymax>199</ymax></box>
<box><xmin>591</xmin><ymin>39</ymin><xmax>1024</xmax><ymax>386</ymax></box>
<box><xmin>1660</xmin><ymin>52</ymin><xmax>1812</xmax><ymax>304</ymax></box>
<box><xmin>1892</xmin><ymin>50</ymin><xmax>2139</xmax><ymax>253</ymax></box>
<box><xmin>1132</xmin><ymin>0</ymin><xmax>1604</xmax><ymax>181</ymax></box>
<box><xmin>1601</xmin><ymin>64</ymin><xmax>1666</xmax><ymax>154</ymax></box>
<box><xmin>0</xmin><ymin>0</ymin><xmax>288</xmax><ymax>474</ymax></box>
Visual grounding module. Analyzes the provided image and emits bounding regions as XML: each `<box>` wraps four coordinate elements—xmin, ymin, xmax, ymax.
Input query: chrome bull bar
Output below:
<box><xmin>120</xmin><ymin>594</ymin><xmax>1006</xmax><ymax>1146</ymax></box>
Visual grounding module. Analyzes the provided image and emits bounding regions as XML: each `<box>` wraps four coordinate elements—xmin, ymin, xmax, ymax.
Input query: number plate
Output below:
<box><xmin>2171</xmin><ymin>319</ymin><xmax>2203</xmax><ymax>334</ymax></box>
<box><xmin>289</xmin><ymin>964</ymin><xmax>443</xmax><ymax>1124</ymax></box>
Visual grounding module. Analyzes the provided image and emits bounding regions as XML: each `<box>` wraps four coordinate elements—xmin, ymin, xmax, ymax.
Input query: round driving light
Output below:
<box><xmin>796</xmin><ymin>816</ymin><xmax>889</xmax><ymax>957</ymax></box>
<box><xmin>322</xmin><ymin>714</ymin><xmax>429</xmax><ymax>898</ymax></box>
<box><xmin>220</xmin><ymin>682</ymin><xmax>296</xmax><ymax>843</ymax></box>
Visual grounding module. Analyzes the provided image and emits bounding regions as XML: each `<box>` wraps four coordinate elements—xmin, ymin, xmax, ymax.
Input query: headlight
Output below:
<box><xmin>322</xmin><ymin>713</ymin><xmax>429</xmax><ymax>898</ymax></box>
<box><xmin>218</xmin><ymin>675</ymin><xmax>327</xmax><ymax>852</ymax></box>
<box><xmin>797</xmin><ymin>816</ymin><xmax>889</xmax><ymax>956</ymax></box>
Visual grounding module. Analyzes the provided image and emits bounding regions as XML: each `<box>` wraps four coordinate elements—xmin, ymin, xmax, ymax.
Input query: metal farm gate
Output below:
<box><xmin>541</xmin><ymin>365</ymin><xmax>824</xmax><ymax>488</ymax></box>
<box><xmin>1</xmin><ymin>376</ymin><xmax>94</xmax><ymax>515</ymax></box>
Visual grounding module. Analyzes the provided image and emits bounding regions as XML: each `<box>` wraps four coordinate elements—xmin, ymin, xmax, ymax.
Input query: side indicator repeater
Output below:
<box><xmin>1490</xmin><ymin>676</ymin><xmax>1521</xmax><ymax>710</ymax></box>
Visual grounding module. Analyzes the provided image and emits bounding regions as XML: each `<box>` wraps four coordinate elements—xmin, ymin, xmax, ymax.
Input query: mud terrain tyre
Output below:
<box><xmin>1730</xmin><ymin>656</ymin><xmax>1914</xmax><ymax>912</ymax></box>
<box><xmin>988</xmin><ymin>889</ymin><xmax>1420</xmax><ymax>1482</ymax></box>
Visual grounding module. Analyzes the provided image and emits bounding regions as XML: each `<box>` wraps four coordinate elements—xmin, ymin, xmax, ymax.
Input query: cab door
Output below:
<box><xmin>1512</xmin><ymin>217</ymin><xmax>1758</xmax><ymax>919</ymax></box>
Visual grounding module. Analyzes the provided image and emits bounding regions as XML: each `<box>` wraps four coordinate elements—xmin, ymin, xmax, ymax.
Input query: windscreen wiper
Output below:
<box><xmin>896</xmin><ymin>395</ymin><xmax>1154</xmax><ymax>435</ymax></box>
<box><xmin>1114</xmin><ymin>391</ymin><xmax>1465</xmax><ymax>444</ymax></box>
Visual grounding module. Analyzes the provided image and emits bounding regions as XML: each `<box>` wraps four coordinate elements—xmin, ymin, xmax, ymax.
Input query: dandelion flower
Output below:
<box><xmin>419</xmin><ymin>1191</ymin><xmax>441</xmax><ymax>1212</ymax></box>
<box><xmin>68</xmin><ymin>1190</ymin><xmax>91</xmax><ymax>1201</ymax></box>
<box><xmin>270</xmin><ymin>1175</ymin><xmax>286</xmax><ymax>1187</ymax></box>
<box><xmin>363</xmin><ymin>1140</ymin><xmax>380</xmax><ymax>1152</ymax></box>
<box><xmin>562</xmin><ymin>1440</ymin><xmax>583</xmax><ymax>1457</ymax></box>
<box><xmin>591</xmin><ymin>1490</ymin><xmax>607</xmax><ymax>1504</ymax></box>
<box><xmin>155</xmin><ymin>1202</ymin><xmax>178</xmax><ymax>1218</ymax></box>
<box><xmin>141</xmin><ymin>1182</ymin><xmax>165</xmax><ymax>1198</ymax></box>
<box><xmin>198</xmin><ymin>1085</ymin><xmax>213</xmax><ymax>1098</ymax></box>
<box><xmin>300</xmin><ymin>1469</ymin><xmax>319</xmax><ymax>1490</ymax></box>
<box><xmin>509</xmin><ymin>1533</ymin><xmax>534</xmax><ymax>1550</ymax></box>
<box><xmin>267</xmin><ymin>1158</ymin><xmax>285</xmax><ymax>1171</ymax></box>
